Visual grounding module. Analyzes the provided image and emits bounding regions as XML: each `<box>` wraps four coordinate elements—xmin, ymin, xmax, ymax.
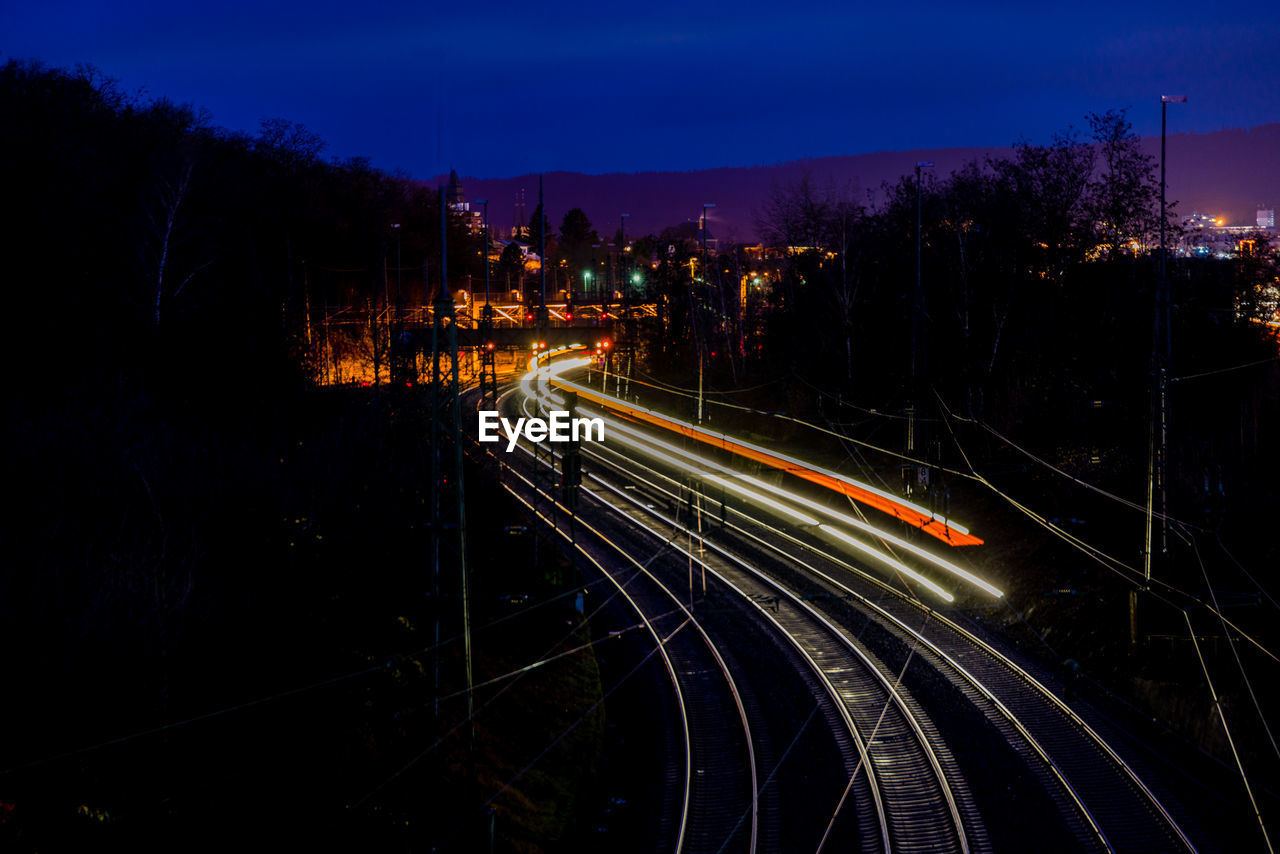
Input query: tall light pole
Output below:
<box><xmin>1145</xmin><ymin>96</ymin><xmax>1185</xmax><ymax>592</ymax></box>
<box><xmin>607</xmin><ymin>243</ymin><xmax>616</xmax><ymax>298</ymax></box>
<box><xmin>620</xmin><ymin>213</ymin><xmax>630</xmax><ymax>296</ymax></box>
<box><xmin>908</xmin><ymin>162</ymin><xmax>933</xmax><ymax>500</ymax></box>
<box><xmin>539</xmin><ymin>175</ymin><xmax>547</xmax><ymax>307</ymax></box>
<box><xmin>590</xmin><ymin>243</ymin><xmax>600</xmax><ymax>302</ymax></box>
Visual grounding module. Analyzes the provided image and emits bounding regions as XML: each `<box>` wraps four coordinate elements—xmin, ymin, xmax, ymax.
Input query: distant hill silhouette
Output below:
<box><xmin>432</xmin><ymin>124</ymin><xmax>1280</xmax><ymax>243</ymax></box>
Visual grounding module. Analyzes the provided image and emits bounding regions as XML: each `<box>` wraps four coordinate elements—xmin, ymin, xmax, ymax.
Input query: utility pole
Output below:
<box><xmin>698</xmin><ymin>203</ymin><xmax>715</xmax><ymax>423</ymax></box>
<box><xmin>620</xmin><ymin>213</ymin><xmax>634</xmax><ymax>400</ymax></box>
<box><xmin>560</xmin><ymin>391</ymin><xmax>583</xmax><ymax>515</ymax></box>
<box><xmin>620</xmin><ymin>213</ymin><xmax>630</xmax><ymax>297</ymax></box>
<box><xmin>538</xmin><ymin>175</ymin><xmax>548</xmax><ymax>331</ymax></box>
<box><xmin>534</xmin><ymin>176</ymin><xmax>555</xmax><ymax>537</ymax></box>
<box><xmin>907</xmin><ymin>162</ymin><xmax>932</xmax><ymax>502</ymax></box>
<box><xmin>430</xmin><ymin>187</ymin><xmax>472</xmax><ymax>742</ymax></box>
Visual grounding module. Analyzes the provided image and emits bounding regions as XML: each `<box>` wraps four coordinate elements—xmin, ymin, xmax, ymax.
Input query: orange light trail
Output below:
<box><xmin>544</xmin><ymin>368</ymin><xmax>983</xmax><ymax>547</ymax></box>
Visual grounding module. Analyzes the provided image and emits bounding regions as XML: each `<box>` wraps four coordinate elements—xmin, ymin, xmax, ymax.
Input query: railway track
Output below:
<box><xmin>497</xmin><ymin>458</ymin><xmax>758</xmax><ymax>853</ymax></box>
<box><xmin>567</xmin><ymin>400</ymin><xmax>1205</xmax><ymax>853</ymax></box>
<box><xmin>466</xmin><ymin>359</ymin><xmax>1209</xmax><ymax>852</ymax></box>
<box><xmin>494</xmin><ymin>384</ymin><xmax>977</xmax><ymax>851</ymax></box>
<box><xmin>581</xmin><ymin>469</ymin><xmax>975</xmax><ymax>854</ymax></box>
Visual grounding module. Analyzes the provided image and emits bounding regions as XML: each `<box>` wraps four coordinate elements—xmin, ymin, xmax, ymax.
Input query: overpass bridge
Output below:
<box><xmin>405</xmin><ymin>322</ymin><xmax>628</xmax><ymax>352</ymax></box>
<box><xmin>323</xmin><ymin>299</ymin><xmax>658</xmax><ymax>352</ymax></box>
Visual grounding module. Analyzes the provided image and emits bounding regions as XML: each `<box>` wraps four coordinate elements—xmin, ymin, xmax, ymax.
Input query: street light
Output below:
<box><xmin>590</xmin><ymin>243</ymin><xmax>600</xmax><ymax>301</ymax></box>
<box><xmin>1159</xmin><ymin>96</ymin><xmax>1185</xmax><ymax>291</ymax></box>
<box><xmin>1147</xmin><ymin>95</ymin><xmax>1185</xmax><ymax>588</ymax></box>
<box><xmin>620</xmin><ymin>213</ymin><xmax>630</xmax><ymax>296</ymax></box>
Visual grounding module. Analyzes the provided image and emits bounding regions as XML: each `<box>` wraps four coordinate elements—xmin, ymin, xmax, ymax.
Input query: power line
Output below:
<box><xmin>1171</xmin><ymin>355</ymin><xmax>1280</xmax><ymax>384</ymax></box>
<box><xmin>1182</xmin><ymin>528</ymin><xmax>1280</xmax><ymax>764</ymax></box>
<box><xmin>934</xmin><ymin>389</ymin><xmax>1280</xmax><ymax>665</ymax></box>
<box><xmin>1183</xmin><ymin>608</ymin><xmax>1275</xmax><ymax>854</ymax></box>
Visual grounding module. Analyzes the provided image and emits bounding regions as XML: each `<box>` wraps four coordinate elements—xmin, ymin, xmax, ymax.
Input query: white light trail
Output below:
<box><xmin>520</xmin><ymin>362</ymin><xmax>996</xmax><ymax>600</ymax></box>
<box><xmin>555</xmin><ymin>376</ymin><xmax>969</xmax><ymax>534</ymax></box>
<box><xmin>600</xmin><ymin>426</ymin><xmax>953</xmax><ymax>602</ymax></box>
<box><xmin>584</xmin><ymin>402</ymin><xmax>1001</xmax><ymax>598</ymax></box>
<box><xmin>701</xmin><ymin>474</ymin><xmax>821</xmax><ymax>527</ymax></box>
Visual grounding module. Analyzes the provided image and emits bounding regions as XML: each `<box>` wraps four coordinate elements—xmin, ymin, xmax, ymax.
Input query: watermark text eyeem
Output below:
<box><xmin>478</xmin><ymin>410</ymin><xmax>605</xmax><ymax>452</ymax></box>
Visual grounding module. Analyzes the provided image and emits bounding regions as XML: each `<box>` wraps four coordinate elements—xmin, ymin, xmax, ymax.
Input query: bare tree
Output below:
<box><xmin>755</xmin><ymin>171</ymin><xmax>833</xmax><ymax>251</ymax></box>
<box><xmin>141</xmin><ymin>161</ymin><xmax>211</xmax><ymax>328</ymax></box>
<box><xmin>1085</xmin><ymin>108</ymin><xmax>1159</xmax><ymax>259</ymax></box>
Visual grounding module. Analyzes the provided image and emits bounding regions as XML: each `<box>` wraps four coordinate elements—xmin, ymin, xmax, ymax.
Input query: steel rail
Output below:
<box><xmin>493</xmin><ymin>389</ymin><xmax>760</xmax><ymax>853</ymax></box>
<box><xmin>504</xmin><ymin>362</ymin><xmax>1196</xmax><ymax>852</ymax></box>
<box><xmin>577</xmin><ymin>426</ymin><xmax>1196</xmax><ymax>852</ymax></box>
<box><xmin>495</xmin><ymin>462</ymin><xmax>695</xmax><ymax>853</ymax></box>
<box><xmin>582</xmin><ymin>470</ymin><xmax>970</xmax><ymax>854</ymax></box>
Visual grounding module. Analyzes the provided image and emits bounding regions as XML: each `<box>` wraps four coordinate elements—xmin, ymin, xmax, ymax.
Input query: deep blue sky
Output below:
<box><xmin>6</xmin><ymin>1</ymin><xmax>1279</xmax><ymax>178</ymax></box>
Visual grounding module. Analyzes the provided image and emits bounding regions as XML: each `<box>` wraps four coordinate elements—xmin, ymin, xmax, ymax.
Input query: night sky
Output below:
<box><xmin>6</xmin><ymin>1</ymin><xmax>1279</xmax><ymax>178</ymax></box>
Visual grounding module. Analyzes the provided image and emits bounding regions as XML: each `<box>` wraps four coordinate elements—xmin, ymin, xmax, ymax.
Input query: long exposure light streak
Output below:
<box><xmin>592</xmin><ymin>408</ymin><xmax>1000</xmax><ymax>599</ymax></box>
<box><xmin>544</xmin><ymin>370</ymin><xmax>981</xmax><ymax>546</ymax></box>
<box><xmin>520</xmin><ymin>351</ymin><xmax>998</xmax><ymax>598</ymax></box>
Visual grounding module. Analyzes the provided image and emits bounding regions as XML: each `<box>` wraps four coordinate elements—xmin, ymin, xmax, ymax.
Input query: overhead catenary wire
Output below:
<box><xmin>0</xmin><ymin>563</ymin><xmax>638</xmax><ymax>779</ymax></box>
<box><xmin>354</xmin><ymin>463</ymin><xmax>689</xmax><ymax>810</ymax></box>
<box><xmin>815</xmin><ymin>621</ymin><xmax>927</xmax><ymax>854</ymax></box>
<box><xmin>635</xmin><ymin>367</ymin><xmax>785</xmax><ymax>397</ymax></box>
<box><xmin>932</xmin><ymin>388</ymin><xmax>1280</xmax><ymax>666</ymax></box>
<box><xmin>714</xmin><ymin>700</ymin><xmax>824</xmax><ymax>854</ymax></box>
<box><xmin>938</xmin><ymin>390</ymin><xmax>1280</xmax><ymax>643</ymax></box>
<box><xmin>1179</xmin><ymin>525</ymin><xmax>1280</xmax><ymax>764</ymax></box>
<box><xmin>1214</xmin><ymin>532</ymin><xmax>1280</xmax><ymax>613</ymax></box>
<box><xmin>1170</xmin><ymin>355</ymin><xmax>1280</xmax><ymax>384</ymax></box>
<box><xmin>429</xmin><ymin>619</ymin><xmax>690</xmax><ymax>853</ymax></box>
<box><xmin>611</xmin><ymin>369</ymin><xmax>971</xmax><ymax>480</ymax></box>
<box><xmin>1183</xmin><ymin>608</ymin><xmax>1275</xmax><ymax>854</ymax></box>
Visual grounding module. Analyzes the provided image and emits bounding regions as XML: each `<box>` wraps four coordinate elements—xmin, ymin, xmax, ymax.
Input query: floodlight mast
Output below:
<box><xmin>1138</xmin><ymin>95</ymin><xmax>1185</xmax><ymax>647</ymax></box>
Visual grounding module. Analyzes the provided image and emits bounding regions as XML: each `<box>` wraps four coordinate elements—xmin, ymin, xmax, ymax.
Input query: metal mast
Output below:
<box><xmin>430</xmin><ymin>186</ymin><xmax>472</xmax><ymax>737</ymax></box>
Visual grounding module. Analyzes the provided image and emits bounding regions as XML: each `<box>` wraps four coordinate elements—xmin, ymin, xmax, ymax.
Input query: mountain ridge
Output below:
<box><xmin>428</xmin><ymin>124</ymin><xmax>1280</xmax><ymax>243</ymax></box>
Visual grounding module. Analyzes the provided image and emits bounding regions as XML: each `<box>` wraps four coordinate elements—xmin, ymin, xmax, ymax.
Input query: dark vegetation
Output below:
<box><xmin>625</xmin><ymin>111</ymin><xmax>1280</xmax><ymax>807</ymax></box>
<box><xmin>2</xmin><ymin>58</ymin><xmax>601</xmax><ymax>851</ymax></box>
<box><xmin>4</xmin><ymin>53</ymin><xmax>1278</xmax><ymax>847</ymax></box>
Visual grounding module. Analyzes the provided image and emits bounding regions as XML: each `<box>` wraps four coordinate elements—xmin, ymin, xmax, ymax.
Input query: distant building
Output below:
<box><xmin>445</xmin><ymin>170</ymin><xmax>484</xmax><ymax>236</ymax></box>
<box><xmin>1181</xmin><ymin>212</ymin><xmax>1267</xmax><ymax>258</ymax></box>
<box><xmin>1259</xmin><ymin>209</ymin><xmax>1275</xmax><ymax>229</ymax></box>
<box><xmin>1183</xmin><ymin>212</ymin><xmax>1221</xmax><ymax>230</ymax></box>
